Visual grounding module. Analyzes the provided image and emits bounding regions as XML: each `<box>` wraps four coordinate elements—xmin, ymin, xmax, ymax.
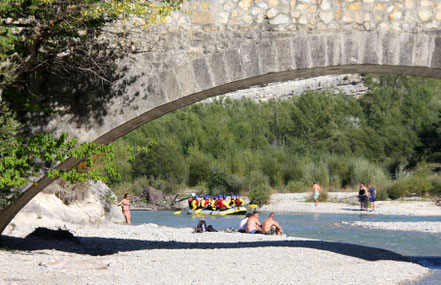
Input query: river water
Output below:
<box><xmin>132</xmin><ymin>211</ymin><xmax>441</xmax><ymax>284</ymax></box>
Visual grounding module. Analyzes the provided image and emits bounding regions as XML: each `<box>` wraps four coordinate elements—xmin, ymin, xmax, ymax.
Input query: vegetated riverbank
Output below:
<box><xmin>260</xmin><ymin>193</ymin><xmax>441</xmax><ymax>217</ymax></box>
<box><xmin>0</xmin><ymin>223</ymin><xmax>430</xmax><ymax>285</ymax></box>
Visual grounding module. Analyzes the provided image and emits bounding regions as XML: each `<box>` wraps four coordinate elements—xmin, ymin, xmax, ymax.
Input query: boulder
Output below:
<box><xmin>142</xmin><ymin>186</ymin><xmax>166</xmax><ymax>205</ymax></box>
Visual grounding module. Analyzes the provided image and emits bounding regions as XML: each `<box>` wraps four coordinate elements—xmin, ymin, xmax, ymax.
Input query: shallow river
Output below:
<box><xmin>132</xmin><ymin>211</ymin><xmax>441</xmax><ymax>284</ymax></box>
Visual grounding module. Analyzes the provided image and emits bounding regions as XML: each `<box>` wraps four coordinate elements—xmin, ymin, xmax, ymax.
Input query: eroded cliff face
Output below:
<box><xmin>4</xmin><ymin>181</ymin><xmax>124</xmax><ymax>237</ymax></box>
<box><xmin>204</xmin><ymin>73</ymin><xmax>368</xmax><ymax>103</ymax></box>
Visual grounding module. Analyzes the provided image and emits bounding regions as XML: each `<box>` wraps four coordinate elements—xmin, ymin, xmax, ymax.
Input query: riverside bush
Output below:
<box><xmin>376</xmin><ymin>189</ymin><xmax>388</xmax><ymax>201</ymax></box>
<box><xmin>286</xmin><ymin>180</ymin><xmax>307</xmax><ymax>193</ymax></box>
<box><xmin>385</xmin><ymin>180</ymin><xmax>407</xmax><ymax>200</ymax></box>
<box><xmin>248</xmin><ymin>183</ymin><xmax>271</xmax><ymax>205</ymax></box>
<box><xmin>429</xmin><ymin>175</ymin><xmax>441</xmax><ymax>196</ymax></box>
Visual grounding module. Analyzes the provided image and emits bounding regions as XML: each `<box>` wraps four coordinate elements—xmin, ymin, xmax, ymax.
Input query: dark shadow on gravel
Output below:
<box><xmin>2</xmin><ymin>229</ymin><xmax>436</xmax><ymax>266</ymax></box>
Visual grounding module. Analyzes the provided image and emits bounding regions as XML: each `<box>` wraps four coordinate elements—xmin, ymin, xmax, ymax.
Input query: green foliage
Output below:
<box><xmin>0</xmin><ymin>129</ymin><xmax>120</xmax><ymax>207</ymax></box>
<box><xmin>429</xmin><ymin>175</ymin><xmax>441</xmax><ymax>196</ymax></box>
<box><xmin>376</xmin><ymin>189</ymin><xmax>388</xmax><ymax>201</ymax></box>
<box><xmin>384</xmin><ymin>166</ymin><xmax>434</xmax><ymax>200</ymax></box>
<box><xmin>111</xmin><ymin>74</ymin><xmax>441</xmax><ymax>203</ymax></box>
<box><xmin>0</xmin><ymin>0</ymin><xmax>183</xmax><ymax>89</ymax></box>
<box><xmin>286</xmin><ymin>180</ymin><xmax>307</xmax><ymax>193</ymax></box>
<box><xmin>131</xmin><ymin>139</ymin><xmax>187</xmax><ymax>185</ymax></box>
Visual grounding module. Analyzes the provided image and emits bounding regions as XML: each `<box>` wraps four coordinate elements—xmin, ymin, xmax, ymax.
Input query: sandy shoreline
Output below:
<box><xmin>0</xmin><ymin>223</ymin><xmax>431</xmax><ymax>285</ymax></box>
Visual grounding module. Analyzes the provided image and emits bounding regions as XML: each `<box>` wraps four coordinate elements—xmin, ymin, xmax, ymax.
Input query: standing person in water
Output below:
<box><xmin>117</xmin><ymin>193</ymin><xmax>131</xmax><ymax>224</ymax></box>
<box><xmin>367</xmin><ymin>184</ymin><xmax>376</xmax><ymax>211</ymax></box>
<box><xmin>312</xmin><ymin>182</ymin><xmax>321</xmax><ymax>206</ymax></box>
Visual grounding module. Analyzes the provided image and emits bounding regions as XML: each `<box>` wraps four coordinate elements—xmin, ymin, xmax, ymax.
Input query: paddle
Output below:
<box><xmin>248</xmin><ymin>204</ymin><xmax>258</xmax><ymax>208</ymax></box>
<box><xmin>174</xmin><ymin>210</ymin><xmax>182</xmax><ymax>215</ymax></box>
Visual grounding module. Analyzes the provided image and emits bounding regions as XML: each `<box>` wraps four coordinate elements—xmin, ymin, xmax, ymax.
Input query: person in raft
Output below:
<box><xmin>312</xmin><ymin>181</ymin><xmax>321</xmax><ymax>206</ymax></box>
<box><xmin>262</xmin><ymin>212</ymin><xmax>283</xmax><ymax>236</ymax></box>
<box><xmin>246</xmin><ymin>211</ymin><xmax>262</xmax><ymax>234</ymax></box>
<box><xmin>235</xmin><ymin>195</ymin><xmax>244</xmax><ymax>207</ymax></box>
<box><xmin>117</xmin><ymin>193</ymin><xmax>131</xmax><ymax>224</ymax></box>
<box><xmin>219</xmin><ymin>195</ymin><xmax>232</xmax><ymax>211</ymax></box>
<box><xmin>367</xmin><ymin>184</ymin><xmax>376</xmax><ymax>211</ymax></box>
<box><xmin>201</xmin><ymin>195</ymin><xmax>212</xmax><ymax>210</ymax></box>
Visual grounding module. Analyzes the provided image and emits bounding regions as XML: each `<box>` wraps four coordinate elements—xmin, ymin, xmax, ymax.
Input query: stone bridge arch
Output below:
<box><xmin>1</xmin><ymin>0</ymin><xmax>441</xmax><ymax>233</ymax></box>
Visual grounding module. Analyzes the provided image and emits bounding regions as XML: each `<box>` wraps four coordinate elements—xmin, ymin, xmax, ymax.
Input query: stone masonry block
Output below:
<box><xmin>159</xmin><ymin>68</ymin><xmax>182</xmax><ymax>101</ymax></box>
<box><xmin>258</xmin><ymin>41</ymin><xmax>278</xmax><ymax>74</ymax></box>
<box><xmin>146</xmin><ymin>75</ymin><xmax>167</xmax><ymax>107</ymax></box>
<box><xmin>292</xmin><ymin>36</ymin><xmax>311</xmax><ymax>69</ymax></box>
<box><xmin>381</xmin><ymin>32</ymin><xmax>400</xmax><ymax>66</ymax></box>
<box><xmin>275</xmin><ymin>39</ymin><xmax>294</xmax><ymax>71</ymax></box>
<box><xmin>192</xmin><ymin>58</ymin><xmax>213</xmax><ymax>90</ymax></box>
<box><xmin>239</xmin><ymin>43</ymin><xmax>261</xmax><ymax>78</ymax></box>
<box><xmin>209</xmin><ymin>53</ymin><xmax>229</xmax><ymax>86</ymax></box>
<box><xmin>224</xmin><ymin>49</ymin><xmax>245</xmax><ymax>82</ymax></box>
<box><xmin>414</xmin><ymin>34</ymin><xmax>431</xmax><ymax>67</ymax></box>
<box><xmin>363</xmin><ymin>32</ymin><xmax>380</xmax><ymax>65</ymax></box>
<box><xmin>431</xmin><ymin>36</ymin><xmax>441</xmax><ymax>69</ymax></box>
<box><xmin>325</xmin><ymin>33</ymin><xmax>342</xmax><ymax>66</ymax></box>
<box><xmin>310</xmin><ymin>35</ymin><xmax>326</xmax><ymax>67</ymax></box>
<box><xmin>175</xmin><ymin>63</ymin><xmax>199</xmax><ymax>96</ymax></box>
<box><xmin>399</xmin><ymin>33</ymin><xmax>416</xmax><ymax>67</ymax></box>
<box><xmin>342</xmin><ymin>33</ymin><xmax>359</xmax><ymax>65</ymax></box>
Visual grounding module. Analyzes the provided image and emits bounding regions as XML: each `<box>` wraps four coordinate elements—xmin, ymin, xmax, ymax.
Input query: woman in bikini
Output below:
<box><xmin>117</xmin><ymin>193</ymin><xmax>131</xmax><ymax>224</ymax></box>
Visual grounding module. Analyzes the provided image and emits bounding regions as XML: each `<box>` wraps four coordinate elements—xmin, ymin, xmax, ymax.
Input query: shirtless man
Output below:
<box><xmin>262</xmin><ymin>212</ymin><xmax>283</xmax><ymax>236</ymax></box>
<box><xmin>245</xmin><ymin>212</ymin><xmax>262</xmax><ymax>234</ymax></box>
<box><xmin>313</xmin><ymin>181</ymin><xmax>321</xmax><ymax>206</ymax></box>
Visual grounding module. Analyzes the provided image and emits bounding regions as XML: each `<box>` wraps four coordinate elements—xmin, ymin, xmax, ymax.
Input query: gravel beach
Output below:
<box><xmin>1</xmin><ymin>192</ymin><xmax>439</xmax><ymax>284</ymax></box>
<box><xmin>0</xmin><ymin>223</ymin><xmax>430</xmax><ymax>285</ymax></box>
<box><xmin>260</xmin><ymin>193</ymin><xmax>441</xmax><ymax>216</ymax></box>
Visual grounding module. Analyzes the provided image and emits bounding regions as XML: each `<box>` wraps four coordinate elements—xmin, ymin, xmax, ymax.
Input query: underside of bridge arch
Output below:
<box><xmin>1</xmin><ymin>30</ymin><xmax>441</xmax><ymax>235</ymax></box>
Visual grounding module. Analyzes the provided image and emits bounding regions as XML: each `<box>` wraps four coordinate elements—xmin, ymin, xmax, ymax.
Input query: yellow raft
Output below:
<box><xmin>187</xmin><ymin>206</ymin><xmax>248</xmax><ymax>216</ymax></box>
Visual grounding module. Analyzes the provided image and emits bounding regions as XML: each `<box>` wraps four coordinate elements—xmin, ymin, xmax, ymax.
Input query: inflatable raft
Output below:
<box><xmin>187</xmin><ymin>206</ymin><xmax>248</xmax><ymax>216</ymax></box>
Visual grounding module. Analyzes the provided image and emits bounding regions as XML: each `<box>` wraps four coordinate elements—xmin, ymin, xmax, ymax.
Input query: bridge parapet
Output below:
<box><xmin>159</xmin><ymin>0</ymin><xmax>441</xmax><ymax>33</ymax></box>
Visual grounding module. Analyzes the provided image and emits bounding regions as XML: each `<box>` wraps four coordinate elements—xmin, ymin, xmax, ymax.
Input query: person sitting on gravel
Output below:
<box><xmin>246</xmin><ymin>212</ymin><xmax>262</xmax><ymax>234</ymax></box>
<box><xmin>238</xmin><ymin>213</ymin><xmax>252</xmax><ymax>233</ymax></box>
<box><xmin>262</xmin><ymin>212</ymin><xmax>283</xmax><ymax>236</ymax></box>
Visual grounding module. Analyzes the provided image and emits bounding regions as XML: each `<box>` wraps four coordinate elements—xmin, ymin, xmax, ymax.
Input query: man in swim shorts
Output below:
<box><xmin>262</xmin><ymin>212</ymin><xmax>283</xmax><ymax>236</ymax></box>
<box><xmin>313</xmin><ymin>181</ymin><xmax>321</xmax><ymax>206</ymax></box>
<box><xmin>245</xmin><ymin>212</ymin><xmax>262</xmax><ymax>234</ymax></box>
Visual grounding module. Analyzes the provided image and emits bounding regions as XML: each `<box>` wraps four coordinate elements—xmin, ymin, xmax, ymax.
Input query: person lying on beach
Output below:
<box><xmin>262</xmin><ymin>212</ymin><xmax>283</xmax><ymax>236</ymax></box>
<box><xmin>245</xmin><ymin>212</ymin><xmax>262</xmax><ymax>234</ymax></box>
<box><xmin>239</xmin><ymin>213</ymin><xmax>252</xmax><ymax>233</ymax></box>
